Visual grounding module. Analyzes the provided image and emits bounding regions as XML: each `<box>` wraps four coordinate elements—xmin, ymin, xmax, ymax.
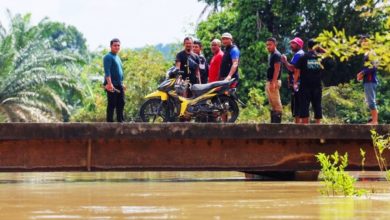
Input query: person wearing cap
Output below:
<box><xmin>208</xmin><ymin>39</ymin><xmax>224</xmax><ymax>83</ymax></box>
<box><xmin>294</xmin><ymin>39</ymin><xmax>325</xmax><ymax>124</ymax></box>
<box><xmin>175</xmin><ymin>37</ymin><xmax>201</xmax><ymax>88</ymax></box>
<box><xmin>357</xmin><ymin>36</ymin><xmax>379</xmax><ymax>124</ymax></box>
<box><xmin>220</xmin><ymin>32</ymin><xmax>240</xmax><ymax>87</ymax></box>
<box><xmin>281</xmin><ymin>37</ymin><xmax>305</xmax><ymax>123</ymax></box>
<box><xmin>193</xmin><ymin>40</ymin><xmax>209</xmax><ymax>84</ymax></box>
<box><xmin>265</xmin><ymin>37</ymin><xmax>283</xmax><ymax>123</ymax></box>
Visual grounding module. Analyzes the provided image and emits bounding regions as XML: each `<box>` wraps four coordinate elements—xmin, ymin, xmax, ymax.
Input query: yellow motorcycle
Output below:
<box><xmin>139</xmin><ymin>67</ymin><xmax>241</xmax><ymax>123</ymax></box>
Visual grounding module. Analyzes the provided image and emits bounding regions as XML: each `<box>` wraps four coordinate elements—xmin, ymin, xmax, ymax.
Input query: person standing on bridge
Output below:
<box><xmin>193</xmin><ymin>40</ymin><xmax>209</xmax><ymax>84</ymax></box>
<box><xmin>294</xmin><ymin>39</ymin><xmax>325</xmax><ymax>124</ymax></box>
<box><xmin>208</xmin><ymin>39</ymin><xmax>224</xmax><ymax>83</ymax></box>
<box><xmin>176</xmin><ymin>37</ymin><xmax>201</xmax><ymax>97</ymax></box>
<box><xmin>176</xmin><ymin>37</ymin><xmax>201</xmax><ymax>85</ymax></box>
<box><xmin>281</xmin><ymin>37</ymin><xmax>305</xmax><ymax>124</ymax></box>
<box><xmin>265</xmin><ymin>37</ymin><xmax>283</xmax><ymax>123</ymax></box>
<box><xmin>357</xmin><ymin>36</ymin><xmax>379</xmax><ymax>125</ymax></box>
<box><xmin>220</xmin><ymin>32</ymin><xmax>240</xmax><ymax>87</ymax></box>
<box><xmin>103</xmin><ymin>38</ymin><xmax>125</xmax><ymax>123</ymax></box>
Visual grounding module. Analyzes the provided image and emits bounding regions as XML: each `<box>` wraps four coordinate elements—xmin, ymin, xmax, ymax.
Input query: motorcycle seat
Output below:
<box><xmin>191</xmin><ymin>80</ymin><xmax>231</xmax><ymax>93</ymax></box>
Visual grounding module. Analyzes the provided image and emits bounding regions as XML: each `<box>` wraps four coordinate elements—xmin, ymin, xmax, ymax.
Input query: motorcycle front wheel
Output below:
<box><xmin>139</xmin><ymin>98</ymin><xmax>171</xmax><ymax>123</ymax></box>
<box><xmin>212</xmin><ymin>95</ymin><xmax>239</xmax><ymax>123</ymax></box>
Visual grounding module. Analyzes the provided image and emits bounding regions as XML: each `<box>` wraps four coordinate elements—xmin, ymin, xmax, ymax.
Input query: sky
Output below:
<box><xmin>0</xmin><ymin>0</ymin><xmax>208</xmax><ymax>50</ymax></box>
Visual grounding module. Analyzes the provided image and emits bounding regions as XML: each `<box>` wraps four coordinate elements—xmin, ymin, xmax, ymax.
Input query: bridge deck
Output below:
<box><xmin>0</xmin><ymin>123</ymin><xmax>389</xmax><ymax>172</ymax></box>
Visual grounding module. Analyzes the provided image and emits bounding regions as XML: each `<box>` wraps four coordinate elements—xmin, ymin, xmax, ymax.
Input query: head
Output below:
<box><xmin>193</xmin><ymin>40</ymin><xmax>202</xmax><ymax>55</ymax></box>
<box><xmin>308</xmin><ymin>39</ymin><xmax>326</xmax><ymax>53</ymax></box>
<box><xmin>210</xmin><ymin>39</ymin><xmax>221</xmax><ymax>54</ymax></box>
<box><xmin>110</xmin><ymin>38</ymin><xmax>121</xmax><ymax>54</ymax></box>
<box><xmin>308</xmin><ymin>39</ymin><xmax>316</xmax><ymax>50</ymax></box>
<box><xmin>221</xmin><ymin>32</ymin><xmax>233</xmax><ymax>47</ymax></box>
<box><xmin>359</xmin><ymin>35</ymin><xmax>370</xmax><ymax>49</ymax></box>
<box><xmin>266</xmin><ymin>37</ymin><xmax>277</xmax><ymax>53</ymax></box>
<box><xmin>289</xmin><ymin>37</ymin><xmax>304</xmax><ymax>52</ymax></box>
<box><xmin>183</xmin><ymin>37</ymin><xmax>194</xmax><ymax>53</ymax></box>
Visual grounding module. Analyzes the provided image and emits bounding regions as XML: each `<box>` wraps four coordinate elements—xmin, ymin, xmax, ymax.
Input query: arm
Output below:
<box><xmin>175</xmin><ymin>61</ymin><xmax>181</xmax><ymax>69</ymax></box>
<box><xmin>226</xmin><ymin>59</ymin><xmax>239</xmax><ymax>79</ymax></box>
<box><xmin>103</xmin><ymin>56</ymin><xmax>114</xmax><ymax>92</ymax></box>
<box><xmin>314</xmin><ymin>45</ymin><xmax>327</xmax><ymax>53</ymax></box>
<box><xmin>215</xmin><ymin>54</ymin><xmax>223</xmax><ymax>79</ymax></box>
<box><xmin>357</xmin><ymin>71</ymin><xmax>364</xmax><ymax>81</ymax></box>
<box><xmin>175</xmin><ymin>52</ymin><xmax>181</xmax><ymax>69</ymax></box>
<box><xmin>225</xmin><ymin>48</ymin><xmax>239</xmax><ymax>80</ymax></box>
<box><xmin>294</xmin><ymin>68</ymin><xmax>301</xmax><ymax>89</ymax></box>
<box><xmin>281</xmin><ymin>55</ymin><xmax>295</xmax><ymax>72</ymax></box>
<box><xmin>270</xmin><ymin>62</ymin><xmax>281</xmax><ymax>90</ymax></box>
<box><xmin>196</xmin><ymin>67</ymin><xmax>201</xmax><ymax>84</ymax></box>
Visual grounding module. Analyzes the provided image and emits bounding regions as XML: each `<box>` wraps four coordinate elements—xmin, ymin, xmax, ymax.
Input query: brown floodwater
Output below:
<box><xmin>0</xmin><ymin>172</ymin><xmax>389</xmax><ymax>220</ymax></box>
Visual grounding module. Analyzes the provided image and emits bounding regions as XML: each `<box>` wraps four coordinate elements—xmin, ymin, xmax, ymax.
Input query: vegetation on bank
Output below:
<box><xmin>317</xmin><ymin>129</ymin><xmax>390</xmax><ymax>197</ymax></box>
<box><xmin>316</xmin><ymin>151</ymin><xmax>367</xmax><ymax>196</ymax></box>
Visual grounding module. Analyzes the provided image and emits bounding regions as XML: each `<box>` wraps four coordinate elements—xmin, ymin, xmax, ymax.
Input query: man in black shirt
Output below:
<box><xmin>265</xmin><ymin>37</ymin><xmax>283</xmax><ymax>123</ymax></box>
<box><xmin>193</xmin><ymin>40</ymin><xmax>209</xmax><ymax>84</ymax></box>
<box><xmin>176</xmin><ymin>37</ymin><xmax>201</xmax><ymax>86</ymax></box>
<box><xmin>294</xmin><ymin>39</ymin><xmax>324</xmax><ymax>124</ymax></box>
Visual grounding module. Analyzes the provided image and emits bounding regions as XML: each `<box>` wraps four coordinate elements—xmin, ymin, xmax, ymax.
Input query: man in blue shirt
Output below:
<box><xmin>104</xmin><ymin>38</ymin><xmax>125</xmax><ymax>122</ymax></box>
<box><xmin>220</xmin><ymin>32</ymin><xmax>240</xmax><ymax>88</ymax></box>
<box><xmin>282</xmin><ymin>37</ymin><xmax>304</xmax><ymax>123</ymax></box>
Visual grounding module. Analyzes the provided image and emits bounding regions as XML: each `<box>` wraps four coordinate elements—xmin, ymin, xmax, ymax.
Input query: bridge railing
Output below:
<box><xmin>0</xmin><ymin>123</ymin><xmax>389</xmax><ymax>172</ymax></box>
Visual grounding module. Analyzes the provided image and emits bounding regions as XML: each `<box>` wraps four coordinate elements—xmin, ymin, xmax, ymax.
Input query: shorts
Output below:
<box><xmin>291</xmin><ymin>90</ymin><xmax>300</xmax><ymax>117</ymax></box>
<box><xmin>299</xmin><ymin>86</ymin><xmax>322</xmax><ymax>119</ymax></box>
<box><xmin>364</xmin><ymin>82</ymin><xmax>377</xmax><ymax>110</ymax></box>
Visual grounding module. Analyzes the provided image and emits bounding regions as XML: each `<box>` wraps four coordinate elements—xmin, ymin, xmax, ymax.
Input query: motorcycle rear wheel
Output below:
<box><xmin>212</xmin><ymin>96</ymin><xmax>239</xmax><ymax>123</ymax></box>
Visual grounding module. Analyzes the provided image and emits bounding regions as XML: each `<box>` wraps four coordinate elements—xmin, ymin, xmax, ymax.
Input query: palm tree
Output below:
<box><xmin>0</xmin><ymin>11</ymin><xmax>81</xmax><ymax>122</ymax></box>
<box><xmin>196</xmin><ymin>0</ymin><xmax>234</xmax><ymax>28</ymax></box>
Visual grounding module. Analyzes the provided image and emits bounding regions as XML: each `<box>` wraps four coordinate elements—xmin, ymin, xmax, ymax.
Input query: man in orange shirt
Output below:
<box><xmin>208</xmin><ymin>39</ymin><xmax>224</xmax><ymax>82</ymax></box>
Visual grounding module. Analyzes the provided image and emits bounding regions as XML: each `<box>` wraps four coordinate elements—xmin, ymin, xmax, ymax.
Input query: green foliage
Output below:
<box><xmin>122</xmin><ymin>47</ymin><xmax>170</xmax><ymax>119</ymax></box>
<box><xmin>370</xmin><ymin>130</ymin><xmax>390</xmax><ymax>181</ymax></box>
<box><xmin>321</xmin><ymin>83</ymin><xmax>369</xmax><ymax>124</ymax></box>
<box><xmin>39</xmin><ymin>21</ymin><xmax>89</xmax><ymax>57</ymax></box>
<box><xmin>72</xmin><ymin>47</ymin><xmax>169</xmax><ymax>122</ymax></box>
<box><xmin>198</xmin><ymin>0</ymin><xmax>233</xmax><ymax>12</ymax></box>
<box><xmin>316</xmin><ymin>152</ymin><xmax>367</xmax><ymax>196</ymax></box>
<box><xmin>316</xmin><ymin>0</ymin><xmax>389</xmax><ymax>78</ymax></box>
<box><xmin>360</xmin><ymin>148</ymin><xmax>366</xmax><ymax>172</ymax></box>
<box><xmin>299</xmin><ymin>0</ymin><xmax>386</xmax><ymax>40</ymax></box>
<box><xmin>317</xmin><ymin>0</ymin><xmax>390</xmax><ymax>123</ymax></box>
<box><xmin>70</xmin><ymin>52</ymin><xmax>107</xmax><ymax>122</ymax></box>
<box><xmin>2</xmin><ymin>1</ymin><xmax>388</xmax><ymax>123</ymax></box>
<box><xmin>0</xmin><ymin>11</ymin><xmax>84</xmax><ymax>122</ymax></box>
<box><xmin>197</xmin><ymin>1</ymin><xmax>272</xmax><ymax>104</ymax></box>
<box><xmin>197</xmin><ymin>0</ymin><xmax>388</xmax><ymax>122</ymax></box>
<box><xmin>317</xmin><ymin>28</ymin><xmax>390</xmax><ymax>72</ymax></box>
<box><xmin>238</xmin><ymin>88</ymin><xmax>269</xmax><ymax>122</ymax></box>
<box><xmin>196</xmin><ymin>7</ymin><xmax>238</xmax><ymax>59</ymax></box>
<box><xmin>371</xmin><ymin>130</ymin><xmax>390</xmax><ymax>173</ymax></box>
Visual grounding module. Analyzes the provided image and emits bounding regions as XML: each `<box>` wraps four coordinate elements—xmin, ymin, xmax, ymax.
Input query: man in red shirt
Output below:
<box><xmin>208</xmin><ymin>39</ymin><xmax>224</xmax><ymax>82</ymax></box>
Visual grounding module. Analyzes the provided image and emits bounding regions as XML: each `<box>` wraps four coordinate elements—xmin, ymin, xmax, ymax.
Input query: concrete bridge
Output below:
<box><xmin>0</xmin><ymin>123</ymin><xmax>389</xmax><ymax>179</ymax></box>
